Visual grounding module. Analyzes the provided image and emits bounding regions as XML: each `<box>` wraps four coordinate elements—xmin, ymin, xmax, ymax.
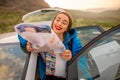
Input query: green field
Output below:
<box><xmin>0</xmin><ymin>7</ymin><xmax>27</xmax><ymax>34</ymax></box>
<box><xmin>72</xmin><ymin>19</ymin><xmax>118</xmax><ymax>30</ymax></box>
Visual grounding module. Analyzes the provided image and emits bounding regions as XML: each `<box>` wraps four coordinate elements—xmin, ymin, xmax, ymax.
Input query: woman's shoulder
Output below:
<box><xmin>68</xmin><ymin>28</ymin><xmax>78</xmax><ymax>37</ymax></box>
<box><xmin>64</xmin><ymin>28</ymin><xmax>78</xmax><ymax>43</ymax></box>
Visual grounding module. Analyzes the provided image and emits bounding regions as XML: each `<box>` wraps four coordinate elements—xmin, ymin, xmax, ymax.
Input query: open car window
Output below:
<box><xmin>67</xmin><ymin>25</ymin><xmax>120</xmax><ymax>80</ymax></box>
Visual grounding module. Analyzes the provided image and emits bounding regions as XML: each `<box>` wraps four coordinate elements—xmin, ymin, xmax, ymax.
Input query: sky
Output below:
<box><xmin>45</xmin><ymin>0</ymin><xmax>120</xmax><ymax>10</ymax></box>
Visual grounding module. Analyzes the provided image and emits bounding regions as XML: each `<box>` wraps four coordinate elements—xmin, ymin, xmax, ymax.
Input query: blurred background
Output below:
<box><xmin>0</xmin><ymin>0</ymin><xmax>120</xmax><ymax>34</ymax></box>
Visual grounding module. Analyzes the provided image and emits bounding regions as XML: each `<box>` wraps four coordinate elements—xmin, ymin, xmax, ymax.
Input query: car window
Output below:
<box><xmin>22</xmin><ymin>10</ymin><xmax>60</xmax><ymax>23</ymax></box>
<box><xmin>0</xmin><ymin>43</ymin><xmax>27</xmax><ymax>80</ymax></box>
<box><xmin>67</xmin><ymin>25</ymin><xmax>120</xmax><ymax>80</ymax></box>
<box><xmin>76</xmin><ymin>26</ymin><xmax>104</xmax><ymax>46</ymax></box>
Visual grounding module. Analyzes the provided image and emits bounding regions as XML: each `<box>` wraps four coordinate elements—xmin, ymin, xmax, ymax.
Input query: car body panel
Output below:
<box><xmin>0</xmin><ymin>32</ymin><xmax>18</xmax><ymax>43</ymax></box>
<box><xmin>0</xmin><ymin>32</ymin><xmax>36</xmax><ymax>80</ymax></box>
<box><xmin>0</xmin><ymin>42</ymin><xmax>28</xmax><ymax>80</ymax></box>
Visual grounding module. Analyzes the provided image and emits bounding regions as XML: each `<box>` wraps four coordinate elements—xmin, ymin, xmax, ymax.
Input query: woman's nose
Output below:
<box><xmin>57</xmin><ymin>21</ymin><xmax>62</xmax><ymax>25</ymax></box>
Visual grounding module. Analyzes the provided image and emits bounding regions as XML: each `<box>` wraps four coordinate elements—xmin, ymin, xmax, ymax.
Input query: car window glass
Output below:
<box><xmin>23</xmin><ymin>10</ymin><xmax>60</xmax><ymax>23</ymax></box>
<box><xmin>0</xmin><ymin>43</ymin><xmax>27</xmax><ymax>80</ymax></box>
<box><xmin>76</xmin><ymin>27</ymin><xmax>102</xmax><ymax>46</ymax></box>
<box><xmin>77</xmin><ymin>28</ymin><xmax>120</xmax><ymax>80</ymax></box>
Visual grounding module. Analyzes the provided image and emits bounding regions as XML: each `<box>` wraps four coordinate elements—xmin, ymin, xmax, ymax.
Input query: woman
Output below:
<box><xmin>18</xmin><ymin>11</ymin><xmax>82</xmax><ymax>80</ymax></box>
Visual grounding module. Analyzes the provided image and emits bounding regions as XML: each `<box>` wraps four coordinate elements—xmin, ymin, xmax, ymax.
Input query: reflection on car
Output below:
<box><xmin>76</xmin><ymin>26</ymin><xmax>104</xmax><ymax>46</ymax></box>
<box><xmin>0</xmin><ymin>32</ymin><xmax>29</xmax><ymax>80</ymax></box>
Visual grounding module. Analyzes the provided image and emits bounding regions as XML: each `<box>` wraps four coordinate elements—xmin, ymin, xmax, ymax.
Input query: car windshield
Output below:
<box><xmin>22</xmin><ymin>10</ymin><xmax>60</xmax><ymax>23</ymax></box>
<box><xmin>0</xmin><ymin>43</ymin><xmax>27</xmax><ymax>80</ymax></box>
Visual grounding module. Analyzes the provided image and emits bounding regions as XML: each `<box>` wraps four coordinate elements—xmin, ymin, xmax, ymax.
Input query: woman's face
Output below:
<box><xmin>52</xmin><ymin>13</ymin><xmax>69</xmax><ymax>34</ymax></box>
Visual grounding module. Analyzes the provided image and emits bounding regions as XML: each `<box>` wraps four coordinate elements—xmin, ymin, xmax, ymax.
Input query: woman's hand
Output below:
<box><xmin>26</xmin><ymin>42</ymin><xmax>35</xmax><ymax>52</ymax></box>
<box><xmin>60</xmin><ymin>50</ymin><xmax>72</xmax><ymax>61</ymax></box>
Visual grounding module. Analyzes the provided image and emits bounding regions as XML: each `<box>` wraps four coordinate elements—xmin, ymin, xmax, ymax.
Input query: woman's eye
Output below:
<box><xmin>56</xmin><ymin>19</ymin><xmax>60</xmax><ymax>22</ymax></box>
<box><xmin>62</xmin><ymin>22</ymin><xmax>66</xmax><ymax>25</ymax></box>
<box><xmin>62</xmin><ymin>22</ymin><xmax>67</xmax><ymax>25</ymax></box>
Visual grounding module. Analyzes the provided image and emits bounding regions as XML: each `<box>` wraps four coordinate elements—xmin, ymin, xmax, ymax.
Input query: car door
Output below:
<box><xmin>0</xmin><ymin>42</ymin><xmax>29</xmax><ymax>80</ymax></box>
<box><xmin>67</xmin><ymin>24</ymin><xmax>120</xmax><ymax>80</ymax></box>
<box><xmin>0</xmin><ymin>32</ymin><xmax>37</xmax><ymax>80</ymax></box>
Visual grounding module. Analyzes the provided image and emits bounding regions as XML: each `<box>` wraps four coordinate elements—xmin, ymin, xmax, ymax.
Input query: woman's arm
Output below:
<box><xmin>18</xmin><ymin>35</ymin><xmax>34</xmax><ymax>52</ymax></box>
<box><xmin>72</xmin><ymin>34</ymin><xmax>83</xmax><ymax>56</ymax></box>
<box><xmin>18</xmin><ymin>35</ymin><xmax>27</xmax><ymax>47</ymax></box>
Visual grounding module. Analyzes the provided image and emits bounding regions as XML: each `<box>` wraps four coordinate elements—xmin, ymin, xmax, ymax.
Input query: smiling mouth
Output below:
<box><xmin>55</xmin><ymin>25</ymin><xmax>62</xmax><ymax>30</ymax></box>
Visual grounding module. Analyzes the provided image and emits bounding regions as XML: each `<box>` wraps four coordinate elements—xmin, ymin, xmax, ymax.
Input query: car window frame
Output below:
<box><xmin>25</xmin><ymin>52</ymin><xmax>38</xmax><ymax>80</ymax></box>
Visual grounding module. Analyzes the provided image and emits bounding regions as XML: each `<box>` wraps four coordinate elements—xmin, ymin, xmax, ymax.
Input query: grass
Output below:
<box><xmin>72</xmin><ymin>19</ymin><xmax>119</xmax><ymax>30</ymax></box>
<box><xmin>0</xmin><ymin>7</ymin><xmax>27</xmax><ymax>34</ymax></box>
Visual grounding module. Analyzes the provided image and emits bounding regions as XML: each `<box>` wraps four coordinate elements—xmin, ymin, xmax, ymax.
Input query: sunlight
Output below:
<box><xmin>45</xmin><ymin>0</ymin><xmax>120</xmax><ymax>10</ymax></box>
